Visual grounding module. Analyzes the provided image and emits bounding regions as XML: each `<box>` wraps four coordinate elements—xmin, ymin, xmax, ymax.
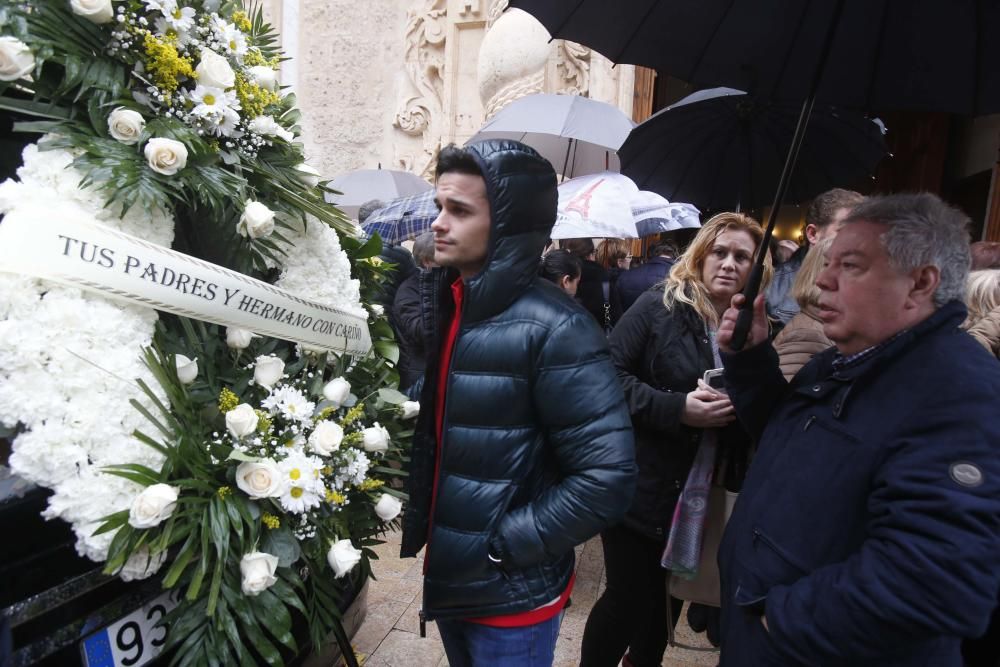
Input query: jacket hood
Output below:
<box><xmin>460</xmin><ymin>139</ymin><xmax>558</xmax><ymax>323</ymax></box>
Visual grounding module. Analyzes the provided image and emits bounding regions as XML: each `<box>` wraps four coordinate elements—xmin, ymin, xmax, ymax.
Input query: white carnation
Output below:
<box><xmin>0</xmin><ymin>142</ymin><xmax>172</xmax><ymax>561</ymax></box>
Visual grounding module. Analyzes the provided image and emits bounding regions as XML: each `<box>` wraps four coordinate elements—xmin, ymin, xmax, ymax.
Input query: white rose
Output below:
<box><xmin>117</xmin><ymin>547</ymin><xmax>168</xmax><ymax>582</ymax></box>
<box><xmin>235</xmin><ymin>459</ymin><xmax>283</xmax><ymax>498</ymax></box>
<box><xmin>248</xmin><ymin>65</ymin><xmax>278</xmax><ymax>91</ymax></box>
<box><xmin>128</xmin><ymin>484</ymin><xmax>180</xmax><ymax>529</ymax></box>
<box><xmin>70</xmin><ymin>0</ymin><xmax>114</xmax><ymax>23</ymax></box>
<box><xmin>370</xmin><ymin>304</ymin><xmax>385</xmax><ymax>317</ymax></box>
<box><xmin>401</xmin><ymin>401</ymin><xmax>420</xmax><ymax>420</ymax></box>
<box><xmin>322</xmin><ymin>377</ymin><xmax>351</xmax><ymax>407</ymax></box>
<box><xmin>248</xmin><ymin>115</ymin><xmax>293</xmax><ymax>142</ymax></box>
<box><xmin>144</xmin><ymin>137</ymin><xmax>188</xmax><ymax>175</ymax></box>
<box><xmin>175</xmin><ymin>354</ymin><xmax>198</xmax><ymax>384</ymax></box>
<box><xmin>226</xmin><ymin>403</ymin><xmax>259</xmax><ymax>438</ymax></box>
<box><xmin>308</xmin><ymin>421</ymin><xmax>344</xmax><ymax>456</ymax></box>
<box><xmin>361</xmin><ymin>423</ymin><xmax>390</xmax><ymax>454</ymax></box>
<box><xmin>253</xmin><ymin>355</ymin><xmax>284</xmax><ymax>387</ymax></box>
<box><xmin>196</xmin><ymin>49</ymin><xmax>235</xmax><ymax>89</ymax></box>
<box><xmin>225</xmin><ymin>327</ymin><xmax>256</xmax><ymax>349</ymax></box>
<box><xmin>237</xmin><ymin>200</ymin><xmax>275</xmax><ymax>239</ymax></box>
<box><xmin>240</xmin><ymin>551</ymin><xmax>279</xmax><ymax>596</ymax></box>
<box><xmin>107</xmin><ymin>107</ymin><xmax>145</xmax><ymax>144</ymax></box>
<box><xmin>374</xmin><ymin>493</ymin><xmax>403</xmax><ymax>522</ymax></box>
<box><xmin>0</xmin><ymin>37</ymin><xmax>34</xmax><ymax>81</ymax></box>
<box><xmin>327</xmin><ymin>539</ymin><xmax>362</xmax><ymax>578</ymax></box>
<box><xmin>294</xmin><ymin>163</ymin><xmax>321</xmax><ymax>188</ymax></box>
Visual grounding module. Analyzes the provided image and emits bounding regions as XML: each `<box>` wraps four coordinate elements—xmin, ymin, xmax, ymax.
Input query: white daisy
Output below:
<box><xmin>188</xmin><ymin>85</ymin><xmax>241</xmax><ymax>136</ymax></box>
<box><xmin>277</xmin><ymin>451</ymin><xmax>325</xmax><ymax>514</ymax></box>
<box><xmin>153</xmin><ymin>17</ymin><xmax>194</xmax><ymax>47</ymax></box>
<box><xmin>261</xmin><ymin>386</ymin><xmax>315</xmax><ymax>424</ymax></box>
<box><xmin>212</xmin><ymin>17</ymin><xmax>247</xmax><ymax>60</ymax></box>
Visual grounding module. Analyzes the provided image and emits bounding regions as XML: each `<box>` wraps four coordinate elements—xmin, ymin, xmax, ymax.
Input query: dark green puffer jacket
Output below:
<box><xmin>400</xmin><ymin>139</ymin><xmax>636</xmax><ymax>621</ymax></box>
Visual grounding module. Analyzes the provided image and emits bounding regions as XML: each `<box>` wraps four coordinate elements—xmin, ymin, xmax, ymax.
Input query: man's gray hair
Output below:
<box><xmin>844</xmin><ymin>193</ymin><xmax>971</xmax><ymax>307</ymax></box>
<box><xmin>412</xmin><ymin>231</ymin><xmax>435</xmax><ymax>268</ymax></box>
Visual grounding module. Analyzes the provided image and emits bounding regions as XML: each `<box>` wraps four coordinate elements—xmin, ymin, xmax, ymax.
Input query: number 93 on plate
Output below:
<box><xmin>80</xmin><ymin>590</ymin><xmax>179</xmax><ymax>667</ymax></box>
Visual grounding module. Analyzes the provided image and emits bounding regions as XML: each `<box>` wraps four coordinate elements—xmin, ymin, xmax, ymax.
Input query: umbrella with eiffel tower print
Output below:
<box><xmin>552</xmin><ymin>172</ymin><xmax>701</xmax><ymax>239</ymax></box>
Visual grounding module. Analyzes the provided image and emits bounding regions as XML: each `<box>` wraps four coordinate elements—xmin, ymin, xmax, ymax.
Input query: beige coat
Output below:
<box><xmin>966</xmin><ymin>305</ymin><xmax>1000</xmax><ymax>359</ymax></box>
<box><xmin>773</xmin><ymin>309</ymin><xmax>834</xmax><ymax>381</ymax></box>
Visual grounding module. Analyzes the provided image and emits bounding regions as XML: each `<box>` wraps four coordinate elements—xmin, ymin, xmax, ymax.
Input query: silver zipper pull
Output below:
<box><xmin>804</xmin><ymin>415</ymin><xmax>816</xmax><ymax>432</ymax></box>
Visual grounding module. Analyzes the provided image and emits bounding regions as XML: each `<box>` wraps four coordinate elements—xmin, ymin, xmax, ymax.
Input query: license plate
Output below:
<box><xmin>80</xmin><ymin>591</ymin><xmax>178</xmax><ymax>667</ymax></box>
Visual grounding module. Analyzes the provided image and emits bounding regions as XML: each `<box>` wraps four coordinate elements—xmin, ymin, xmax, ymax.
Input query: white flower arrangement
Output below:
<box><xmin>0</xmin><ymin>1</ymin><xmax>409</xmax><ymax>661</ymax></box>
<box><xmin>0</xmin><ymin>144</ymin><xmax>174</xmax><ymax>562</ymax></box>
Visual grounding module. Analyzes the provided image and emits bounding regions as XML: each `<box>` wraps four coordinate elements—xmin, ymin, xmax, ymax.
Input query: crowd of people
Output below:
<box><xmin>367</xmin><ymin>139</ymin><xmax>998</xmax><ymax>667</ymax></box>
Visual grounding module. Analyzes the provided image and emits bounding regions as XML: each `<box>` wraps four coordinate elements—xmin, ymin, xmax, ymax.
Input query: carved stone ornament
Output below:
<box><xmin>556</xmin><ymin>40</ymin><xmax>591</xmax><ymax>97</ymax></box>
<box><xmin>393</xmin><ymin>0</ymin><xmax>447</xmax><ymax>179</ymax></box>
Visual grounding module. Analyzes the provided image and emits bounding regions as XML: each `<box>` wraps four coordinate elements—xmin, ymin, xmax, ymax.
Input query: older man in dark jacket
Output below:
<box><xmin>400</xmin><ymin>140</ymin><xmax>636</xmax><ymax>666</ymax></box>
<box><xmin>717</xmin><ymin>193</ymin><xmax>1000</xmax><ymax>666</ymax></box>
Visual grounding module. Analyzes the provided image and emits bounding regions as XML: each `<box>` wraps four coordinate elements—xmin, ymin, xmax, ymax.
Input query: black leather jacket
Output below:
<box><xmin>400</xmin><ymin>140</ymin><xmax>636</xmax><ymax>620</ymax></box>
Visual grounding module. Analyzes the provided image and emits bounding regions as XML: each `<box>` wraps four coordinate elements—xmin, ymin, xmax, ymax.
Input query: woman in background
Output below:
<box><xmin>581</xmin><ymin>213</ymin><xmax>771</xmax><ymax>667</ymax></box>
<box><xmin>539</xmin><ymin>249</ymin><xmax>583</xmax><ymax>297</ymax></box>
<box><xmin>963</xmin><ymin>269</ymin><xmax>1000</xmax><ymax>358</ymax></box>
<box><xmin>595</xmin><ymin>238</ymin><xmax>633</xmax><ymax>327</ymax></box>
<box><xmin>773</xmin><ymin>237</ymin><xmax>835</xmax><ymax>380</ymax></box>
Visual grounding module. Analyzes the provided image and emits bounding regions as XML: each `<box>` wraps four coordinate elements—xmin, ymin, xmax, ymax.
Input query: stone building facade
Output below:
<box><xmin>259</xmin><ymin>0</ymin><xmax>636</xmax><ymax>183</ymax></box>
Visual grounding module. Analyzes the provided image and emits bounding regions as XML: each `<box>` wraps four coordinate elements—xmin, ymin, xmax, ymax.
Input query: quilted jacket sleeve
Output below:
<box><xmin>764</xmin><ymin>396</ymin><xmax>1000</xmax><ymax>663</ymax></box>
<box><xmin>608</xmin><ymin>291</ymin><xmax>687</xmax><ymax>435</ymax></box>
<box><xmin>490</xmin><ymin>312</ymin><xmax>637</xmax><ymax>569</ymax></box>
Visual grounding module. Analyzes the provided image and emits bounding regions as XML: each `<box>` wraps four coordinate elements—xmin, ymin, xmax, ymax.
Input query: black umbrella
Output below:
<box><xmin>511</xmin><ymin>0</ymin><xmax>1000</xmax><ymax>347</ymax></box>
<box><xmin>620</xmin><ymin>88</ymin><xmax>888</xmax><ymax>211</ymax></box>
<box><xmin>510</xmin><ymin>0</ymin><xmax>1000</xmax><ymax>116</ymax></box>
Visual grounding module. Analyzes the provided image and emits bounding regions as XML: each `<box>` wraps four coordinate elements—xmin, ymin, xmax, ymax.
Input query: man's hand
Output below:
<box><xmin>680</xmin><ymin>382</ymin><xmax>736</xmax><ymax>428</ymax></box>
<box><xmin>718</xmin><ymin>293</ymin><xmax>768</xmax><ymax>353</ymax></box>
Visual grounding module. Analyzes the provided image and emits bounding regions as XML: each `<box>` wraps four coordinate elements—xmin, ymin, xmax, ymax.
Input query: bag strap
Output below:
<box><xmin>601</xmin><ymin>280</ymin><xmax>612</xmax><ymax>331</ymax></box>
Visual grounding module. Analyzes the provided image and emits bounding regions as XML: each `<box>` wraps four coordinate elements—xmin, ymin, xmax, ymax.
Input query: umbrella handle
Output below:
<box><xmin>730</xmin><ymin>260</ymin><xmax>764</xmax><ymax>350</ymax></box>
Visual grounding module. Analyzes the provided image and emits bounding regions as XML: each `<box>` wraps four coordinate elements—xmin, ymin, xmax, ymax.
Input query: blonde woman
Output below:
<box><xmin>581</xmin><ymin>213</ymin><xmax>772</xmax><ymax>667</ymax></box>
<box><xmin>773</xmin><ymin>238</ymin><xmax>836</xmax><ymax>380</ymax></box>
<box><xmin>963</xmin><ymin>269</ymin><xmax>1000</xmax><ymax>358</ymax></box>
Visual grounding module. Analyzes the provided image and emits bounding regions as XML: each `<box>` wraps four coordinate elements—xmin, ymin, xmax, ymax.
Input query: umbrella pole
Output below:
<box><xmin>729</xmin><ymin>0</ymin><xmax>846</xmax><ymax>350</ymax></box>
<box><xmin>561</xmin><ymin>139</ymin><xmax>574</xmax><ymax>183</ymax></box>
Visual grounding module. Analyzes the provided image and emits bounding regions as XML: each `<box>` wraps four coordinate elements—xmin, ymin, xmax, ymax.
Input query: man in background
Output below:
<box><xmin>765</xmin><ymin>188</ymin><xmax>864</xmax><ymax>325</ymax></box>
<box><xmin>614</xmin><ymin>242</ymin><xmax>677</xmax><ymax>314</ymax></box>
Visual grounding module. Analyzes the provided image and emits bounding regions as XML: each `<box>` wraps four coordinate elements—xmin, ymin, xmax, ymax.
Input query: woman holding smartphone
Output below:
<box><xmin>580</xmin><ymin>213</ymin><xmax>772</xmax><ymax>667</ymax></box>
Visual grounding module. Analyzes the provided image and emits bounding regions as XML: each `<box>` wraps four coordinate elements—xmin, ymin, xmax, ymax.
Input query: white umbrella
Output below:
<box><xmin>468</xmin><ymin>93</ymin><xmax>635</xmax><ymax>178</ymax></box>
<box><xmin>552</xmin><ymin>173</ymin><xmax>701</xmax><ymax>240</ymax></box>
<box><xmin>630</xmin><ymin>190</ymin><xmax>702</xmax><ymax>236</ymax></box>
<box><xmin>326</xmin><ymin>168</ymin><xmax>431</xmax><ymax>219</ymax></box>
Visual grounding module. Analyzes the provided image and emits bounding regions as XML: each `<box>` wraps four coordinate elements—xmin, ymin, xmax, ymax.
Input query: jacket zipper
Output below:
<box><xmin>422</xmin><ymin>291</ymin><xmax>463</xmax><ymax>577</ymax></box>
<box><xmin>752</xmin><ymin>527</ymin><xmax>808</xmax><ymax>574</ymax></box>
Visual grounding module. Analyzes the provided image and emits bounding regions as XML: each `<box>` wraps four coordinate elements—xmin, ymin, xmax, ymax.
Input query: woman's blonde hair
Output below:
<box><xmin>792</xmin><ymin>237</ymin><xmax>834</xmax><ymax>313</ymax></box>
<box><xmin>663</xmin><ymin>212</ymin><xmax>773</xmax><ymax>326</ymax></box>
<box><xmin>965</xmin><ymin>270</ymin><xmax>1000</xmax><ymax>326</ymax></box>
<box><xmin>595</xmin><ymin>238</ymin><xmax>632</xmax><ymax>270</ymax></box>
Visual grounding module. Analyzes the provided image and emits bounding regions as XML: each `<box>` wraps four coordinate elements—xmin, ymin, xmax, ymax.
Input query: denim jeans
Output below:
<box><xmin>436</xmin><ymin>613</ymin><xmax>562</xmax><ymax>667</ymax></box>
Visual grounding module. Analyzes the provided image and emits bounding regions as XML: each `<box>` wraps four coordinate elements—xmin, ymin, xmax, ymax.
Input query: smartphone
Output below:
<box><xmin>702</xmin><ymin>368</ymin><xmax>726</xmax><ymax>391</ymax></box>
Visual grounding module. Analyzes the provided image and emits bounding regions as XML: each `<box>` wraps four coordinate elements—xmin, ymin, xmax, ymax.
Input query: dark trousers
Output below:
<box><xmin>580</xmin><ymin>524</ymin><xmax>684</xmax><ymax>667</ymax></box>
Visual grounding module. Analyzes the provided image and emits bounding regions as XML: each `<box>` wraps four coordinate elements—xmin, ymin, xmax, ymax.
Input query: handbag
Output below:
<box><xmin>667</xmin><ymin>484</ymin><xmax>738</xmax><ymax>607</ymax></box>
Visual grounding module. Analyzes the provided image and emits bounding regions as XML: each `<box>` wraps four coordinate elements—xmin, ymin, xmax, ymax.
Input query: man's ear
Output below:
<box><xmin>804</xmin><ymin>223</ymin><xmax>820</xmax><ymax>245</ymax></box>
<box><xmin>909</xmin><ymin>265</ymin><xmax>941</xmax><ymax>307</ymax></box>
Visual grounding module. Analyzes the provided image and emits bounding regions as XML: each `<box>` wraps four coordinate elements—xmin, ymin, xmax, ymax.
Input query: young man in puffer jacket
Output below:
<box><xmin>400</xmin><ymin>140</ymin><xmax>636</xmax><ymax>666</ymax></box>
